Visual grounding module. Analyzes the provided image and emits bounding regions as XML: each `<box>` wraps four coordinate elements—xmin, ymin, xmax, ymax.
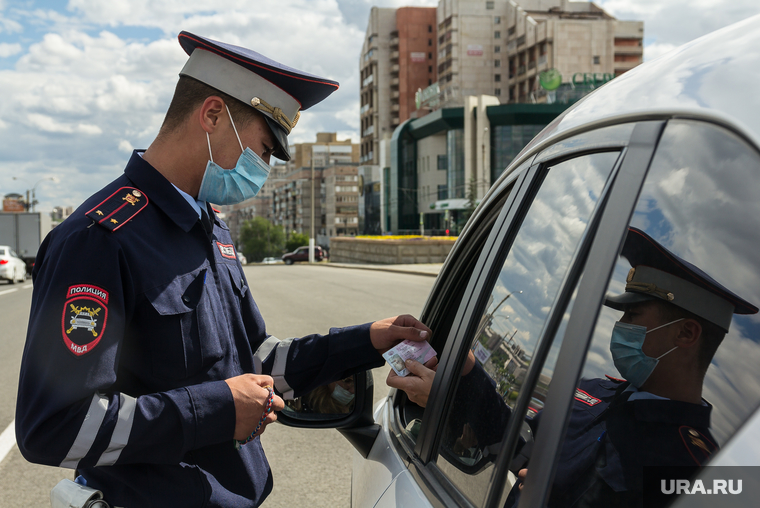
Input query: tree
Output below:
<box><xmin>239</xmin><ymin>217</ymin><xmax>285</xmax><ymax>262</ymax></box>
<box><xmin>285</xmin><ymin>232</ymin><xmax>310</xmax><ymax>253</ymax></box>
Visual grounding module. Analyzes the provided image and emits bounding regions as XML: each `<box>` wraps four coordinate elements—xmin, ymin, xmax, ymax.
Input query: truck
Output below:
<box><xmin>0</xmin><ymin>212</ymin><xmax>52</xmax><ymax>274</ymax></box>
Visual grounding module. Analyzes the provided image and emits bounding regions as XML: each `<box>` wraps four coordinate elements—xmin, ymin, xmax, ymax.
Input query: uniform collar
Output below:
<box><xmin>123</xmin><ymin>150</ymin><xmax>199</xmax><ymax>233</ymax></box>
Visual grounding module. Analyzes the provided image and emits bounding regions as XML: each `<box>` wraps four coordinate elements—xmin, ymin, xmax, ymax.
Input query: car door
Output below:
<box><xmin>368</xmin><ymin>122</ymin><xmax>644</xmax><ymax>508</ymax></box>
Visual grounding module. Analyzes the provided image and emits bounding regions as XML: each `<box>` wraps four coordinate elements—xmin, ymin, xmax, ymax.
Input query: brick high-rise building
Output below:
<box><xmin>359</xmin><ymin>6</ymin><xmax>438</xmax><ymax>166</ymax></box>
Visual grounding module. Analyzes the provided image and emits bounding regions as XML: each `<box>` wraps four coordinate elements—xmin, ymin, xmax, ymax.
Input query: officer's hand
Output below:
<box><xmin>370</xmin><ymin>314</ymin><xmax>432</xmax><ymax>354</ymax></box>
<box><xmin>386</xmin><ymin>357</ymin><xmax>438</xmax><ymax>407</ymax></box>
<box><xmin>225</xmin><ymin>374</ymin><xmax>285</xmax><ymax>441</ymax></box>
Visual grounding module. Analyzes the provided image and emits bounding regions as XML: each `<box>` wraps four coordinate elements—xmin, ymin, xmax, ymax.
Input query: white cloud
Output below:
<box><xmin>118</xmin><ymin>140</ymin><xmax>134</xmax><ymax>153</ymax></box>
<box><xmin>0</xmin><ymin>43</ymin><xmax>22</xmax><ymax>57</ymax></box>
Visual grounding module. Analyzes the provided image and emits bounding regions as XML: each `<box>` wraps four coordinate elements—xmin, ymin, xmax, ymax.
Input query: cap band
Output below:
<box><xmin>180</xmin><ymin>49</ymin><xmax>301</xmax><ymax>134</ymax></box>
<box><xmin>627</xmin><ymin>266</ymin><xmax>735</xmax><ymax>331</ymax></box>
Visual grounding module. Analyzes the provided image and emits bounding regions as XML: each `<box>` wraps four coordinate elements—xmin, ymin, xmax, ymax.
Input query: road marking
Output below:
<box><xmin>0</xmin><ymin>420</ymin><xmax>15</xmax><ymax>465</ymax></box>
<box><xmin>0</xmin><ymin>288</ymin><xmax>18</xmax><ymax>296</ymax></box>
<box><xmin>23</xmin><ymin>284</ymin><xmax>33</xmax><ymax>289</ymax></box>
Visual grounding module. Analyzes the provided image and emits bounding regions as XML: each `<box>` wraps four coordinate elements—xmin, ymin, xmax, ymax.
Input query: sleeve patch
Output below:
<box><xmin>62</xmin><ymin>285</ymin><xmax>109</xmax><ymax>356</ymax></box>
<box><xmin>86</xmin><ymin>187</ymin><xmax>148</xmax><ymax>232</ymax></box>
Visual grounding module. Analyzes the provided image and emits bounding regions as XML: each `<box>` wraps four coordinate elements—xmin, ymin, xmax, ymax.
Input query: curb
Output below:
<box><xmin>316</xmin><ymin>263</ymin><xmax>441</xmax><ymax>278</ymax></box>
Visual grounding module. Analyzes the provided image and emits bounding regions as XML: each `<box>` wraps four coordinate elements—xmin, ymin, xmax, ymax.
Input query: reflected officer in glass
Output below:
<box><xmin>511</xmin><ymin>227</ymin><xmax>759</xmax><ymax>507</ymax></box>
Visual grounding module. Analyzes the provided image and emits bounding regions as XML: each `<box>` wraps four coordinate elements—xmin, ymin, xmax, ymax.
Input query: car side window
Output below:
<box><xmin>543</xmin><ymin>120</ymin><xmax>760</xmax><ymax>508</ymax></box>
<box><xmin>434</xmin><ymin>151</ymin><xmax>620</xmax><ymax>506</ymax></box>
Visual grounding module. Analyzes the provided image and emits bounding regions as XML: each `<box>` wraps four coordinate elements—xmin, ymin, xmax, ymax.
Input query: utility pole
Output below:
<box><xmin>309</xmin><ymin>154</ymin><xmax>315</xmax><ymax>263</ymax></box>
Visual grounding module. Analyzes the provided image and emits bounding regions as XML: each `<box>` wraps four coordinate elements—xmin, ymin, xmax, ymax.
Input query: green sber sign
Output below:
<box><xmin>539</xmin><ymin>68</ymin><xmax>562</xmax><ymax>91</ymax></box>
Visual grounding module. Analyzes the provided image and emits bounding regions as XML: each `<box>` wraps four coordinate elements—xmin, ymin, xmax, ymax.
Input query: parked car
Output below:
<box><xmin>236</xmin><ymin>252</ymin><xmax>247</xmax><ymax>265</ymax></box>
<box><xmin>262</xmin><ymin>257</ymin><xmax>282</xmax><ymax>264</ymax></box>
<box><xmin>0</xmin><ymin>245</ymin><xmax>27</xmax><ymax>283</ymax></box>
<box><xmin>281</xmin><ymin>245</ymin><xmax>323</xmax><ymax>265</ymax></box>
<box><xmin>277</xmin><ymin>15</ymin><xmax>760</xmax><ymax>508</ymax></box>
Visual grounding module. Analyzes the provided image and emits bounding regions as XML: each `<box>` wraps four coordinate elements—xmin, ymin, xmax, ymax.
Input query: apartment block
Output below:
<box><xmin>324</xmin><ymin>165</ymin><xmax>360</xmax><ymax>237</ymax></box>
<box><xmin>360</xmin><ymin>6</ymin><xmax>438</xmax><ymax>166</ymax></box>
<box><xmin>435</xmin><ymin>0</ymin><xmax>643</xmax><ymax>105</ymax></box>
<box><xmin>271</xmin><ymin>133</ymin><xmax>360</xmax><ymax>244</ymax></box>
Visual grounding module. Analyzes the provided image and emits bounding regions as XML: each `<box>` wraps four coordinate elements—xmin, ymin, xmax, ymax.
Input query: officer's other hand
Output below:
<box><xmin>225</xmin><ymin>374</ymin><xmax>286</xmax><ymax>441</ymax></box>
<box><xmin>386</xmin><ymin>357</ymin><xmax>438</xmax><ymax>407</ymax></box>
<box><xmin>370</xmin><ymin>314</ymin><xmax>432</xmax><ymax>354</ymax></box>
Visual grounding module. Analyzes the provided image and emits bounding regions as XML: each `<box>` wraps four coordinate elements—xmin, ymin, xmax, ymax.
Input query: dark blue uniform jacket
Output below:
<box><xmin>16</xmin><ymin>151</ymin><xmax>383</xmax><ymax>507</ymax></box>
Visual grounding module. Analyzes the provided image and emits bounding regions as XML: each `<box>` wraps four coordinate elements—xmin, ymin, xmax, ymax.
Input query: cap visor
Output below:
<box><xmin>264</xmin><ymin>116</ymin><xmax>290</xmax><ymax>162</ymax></box>
<box><xmin>604</xmin><ymin>291</ymin><xmax>658</xmax><ymax>311</ymax></box>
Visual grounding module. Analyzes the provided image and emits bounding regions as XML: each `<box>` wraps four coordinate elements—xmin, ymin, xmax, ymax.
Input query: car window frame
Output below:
<box><xmin>512</xmin><ymin>120</ymin><xmax>667</xmax><ymax>508</ymax></box>
<box><xmin>394</xmin><ymin>122</ymin><xmax>648</xmax><ymax>508</ymax></box>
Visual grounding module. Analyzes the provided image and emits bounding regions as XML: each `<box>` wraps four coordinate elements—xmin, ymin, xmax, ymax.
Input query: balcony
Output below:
<box><xmin>391</xmin><ymin>77</ymin><xmax>399</xmax><ymax>86</ymax></box>
<box><xmin>362</xmin><ymin>74</ymin><xmax>374</xmax><ymax>87</ymax></box>
<box><xmin>391</xmin><ymin>90</ymin><xmax>400</xmax><ymax>98</ymax></box>
<box><xmin>518</xmin><ymin>64</ymin><xmax>526</xmax><ymax>75</ymax></box>
<box><xmin>538</xmin><ymin>54</ymin><xmax>547</xmax><ymax>67</ymax></box>
<box><xmin>391</xmin><ymin>104</ymin><xmax>399</xmax><ymax>112</ymax></box>
<box><xmin>614</xmin><ymin>45</ymin><xmax>643</xmax><ymax>55</ymax></box>
<box><xmin>391</xmin><ymin>50</ymin><xmax>399</xmax><ymax>60</ymax></box>
<box><xmin>391</xmin><ymin>64</ymin><xmax>399</xmax><ymax>73</ymax></box>
<box><xmin>391</xmin><ymin>116</ymin><xmax>400</xmax><ymax>126</ymax></box>
<box><xmin>360</xmin><ymin>103</ymin><xmax>370</xmax><ymax>115</ymax></box>
<box><xmin>362</xmin><ymin>125</ymin><xmax>375</xmax><ymax>137</ymax></box>
<box><xmin>390</xmin><ymin>36</ymin><xmax>399</xmax><ymax>47</ymax></box>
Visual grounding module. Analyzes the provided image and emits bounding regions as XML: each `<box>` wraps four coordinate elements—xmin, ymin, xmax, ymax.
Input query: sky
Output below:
<box><xmin>1</xmin><ymin>0</ymin><xmax>759</xmax><ymax>212</ymax></box>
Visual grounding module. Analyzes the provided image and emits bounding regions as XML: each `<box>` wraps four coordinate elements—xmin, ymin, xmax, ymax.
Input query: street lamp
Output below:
<box><xmin>14</xmin><ymin>176</ymin><xmax>59</xmax><ymax>211</ymax></box>
<box><xmin>31</xmin><ymin>177</ymin><xmax>59</xmax><ymax>212</ymax></box>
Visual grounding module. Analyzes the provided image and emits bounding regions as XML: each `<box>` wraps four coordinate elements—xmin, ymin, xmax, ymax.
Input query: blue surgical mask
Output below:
<box><xmin>609</xmin><ymin>318</ymin><xmax>683</xmax><ymax>388</ymax></box>
<box><xmin>197</xmin><ymin>105</ymin><xmax>271</xmax><ymax>205</ymax></box>
<box><xmin>331</xmin><ymin>384</ymin><xmax>355</xmax><ymax>406</ymax></box>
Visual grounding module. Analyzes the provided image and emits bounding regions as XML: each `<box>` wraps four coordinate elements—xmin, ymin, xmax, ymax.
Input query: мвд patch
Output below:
<box><xmin>61</xmin><ymin>284</ymin><xmax>109</xmax><ymax>356</ymax></box>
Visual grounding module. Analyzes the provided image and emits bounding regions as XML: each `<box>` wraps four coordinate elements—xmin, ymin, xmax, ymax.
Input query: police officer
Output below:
<box><xmin>16</xmin><ymin>32</ymin><xmax>430</xmax><ymax>508</ymax></box>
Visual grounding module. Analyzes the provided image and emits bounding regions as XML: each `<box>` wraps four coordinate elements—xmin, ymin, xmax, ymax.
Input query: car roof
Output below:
<box><xmin>501</xmin><ymin>13</ymin><xmax>760</xmax><ymax>186</ymax></box>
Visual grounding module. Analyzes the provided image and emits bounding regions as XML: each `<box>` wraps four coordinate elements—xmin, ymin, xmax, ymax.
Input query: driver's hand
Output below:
<box><xmin>386</xmin><ymin>356</ymin><xmax>438</xmax><ymax>407</ymax></box>
<box><xmin>518</xmin><ymin>468</ymin><xmax>527</xmax><ymax>490</ymax></box>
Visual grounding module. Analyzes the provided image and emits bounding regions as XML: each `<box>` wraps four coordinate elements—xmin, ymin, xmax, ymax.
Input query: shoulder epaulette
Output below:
<box><xmin>679</xmin><ymin>426</ymin><xmax>718</xmax><ymax>465</ymax></box>
<box><xmin>86</xmin><ymin>187</ymin><xmax>149</xmax><ymax>232</ymax></box>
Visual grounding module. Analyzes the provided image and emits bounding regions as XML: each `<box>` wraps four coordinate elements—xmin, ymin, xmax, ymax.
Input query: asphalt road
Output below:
<box><xmin>0</xmin><ymin>264</ymin><xmax>435</xmax><ymax>507</ymax></box>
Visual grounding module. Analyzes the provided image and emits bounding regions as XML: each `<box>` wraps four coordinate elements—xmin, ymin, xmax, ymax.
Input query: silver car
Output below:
<box><xmin>0</xmin><ymin>245</ymin><xmax>27</xmax><ymax>284</ymax></box>
<box><xmin>280</xmin><ymin>14</ymin><xmax>760</xmax><ymax>508</ymax></box>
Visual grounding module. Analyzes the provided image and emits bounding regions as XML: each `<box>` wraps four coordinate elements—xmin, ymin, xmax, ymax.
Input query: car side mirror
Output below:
<box><xmin>276</xmin><ymin>370</ymin><xmax>380</xmax><ymax>458</ymax></box>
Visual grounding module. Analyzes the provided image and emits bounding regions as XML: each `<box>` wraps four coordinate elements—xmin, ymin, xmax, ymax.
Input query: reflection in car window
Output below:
<box><xmin>0</xmin><ymin>249</ymin><xmax>5</xmax><ymax>256</ymax></box>
<box><xmin>435</xmin><ymin>151</ymin><xmax>620</xmax><ymax>506</ymax></box>
<box><xmin>548</xmin><ymin>121</ymin><xmax>760</xmax><ymax>508</ymax></box>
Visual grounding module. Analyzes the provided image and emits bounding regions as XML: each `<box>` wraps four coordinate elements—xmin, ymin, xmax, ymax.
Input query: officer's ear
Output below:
<box><xmin>675</xmin><ymin>319</ymin><xmax>702</xmax><ymax>348</ymax></box>
<box><xmin>198</xmin><ymin>96</ymin><xmax>226</xmax><ymax>134</ymax></box>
